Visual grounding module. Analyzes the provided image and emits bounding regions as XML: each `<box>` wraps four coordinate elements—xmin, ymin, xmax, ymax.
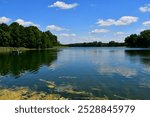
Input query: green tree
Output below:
<box><xmin>0</xmin><ymin>23</ymin><xmax>9</xmax><ymax>32</ymax></box>
<box><xmin>138</xmin><ymin>30</ymin><xmax>150</xmax><ymax>47</ymax></box>
<box><xmin>0</xmin><ymin>22</ymin><xmax>58</xmax><ymax>48</ymax></box>
<box><xmin>0</xmin><ymin>29</ymin><xmax>10</xmax><ymax>46</ymax></box>
<box><xmin>125</xmin><ymin>34</ymin><xmax>138</xmax><ymax>47</ymax></box>
<box><xmin>9</xmin><ymin>22</ymin><xmax>21</xmax><ymax>47</ymax></box>
<box><xmin>45</xmin><ymin>31</ymin><xmax>58</xmax><ymax>46</ymax></box>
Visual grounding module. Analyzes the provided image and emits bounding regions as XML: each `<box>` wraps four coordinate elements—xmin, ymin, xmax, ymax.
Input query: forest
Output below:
<box><xmin>0</xmin><ymin>22</ymin><xmax>59</xmax><ymax>48</ymax></box>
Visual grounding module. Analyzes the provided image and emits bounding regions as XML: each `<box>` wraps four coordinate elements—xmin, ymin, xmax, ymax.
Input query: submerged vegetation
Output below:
<box><xmin>0</xmin><ymin>86</ymin><xmax>108</xmax><ymax>100</ymax></box>
<box><xmin>0</xmin><ymin>78</ymin><xmax>109</xmax><ymax>100</ymax></box>
<box><xmin>0</xmin><ymin>87</ymin><xmax>66</xmax><ymax>100</ymax></box>
<box><xmin>0</xmin><ymin>22</ymin><xmax>59</xmax><ymax>49</ymax></box>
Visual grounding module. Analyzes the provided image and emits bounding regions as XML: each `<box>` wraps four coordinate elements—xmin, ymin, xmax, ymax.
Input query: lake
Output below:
<box><xmin>0</xmin><ymin>47</ymin><xmax>150</xmax><ymax>100</ymax></box>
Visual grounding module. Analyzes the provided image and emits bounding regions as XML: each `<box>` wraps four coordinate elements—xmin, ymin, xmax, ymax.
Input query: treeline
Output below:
<box><xmin>125</xmin><ymin>30</ymin><xmax>150</xmax><ymax>48</ymax></box>
<box><xmin>0</xmin><ymin>22</ymin><xmax>59</xmax><ymax>48</ymax></box>
<box><xmin>66</xmin><ymin>41</ymin><xmax>125</xmax><ymax>47</ymax></box>
<box><xmin>67</xmin><ymin>30</ymin><xmax>150</xmax><ymax>48</ymax></box>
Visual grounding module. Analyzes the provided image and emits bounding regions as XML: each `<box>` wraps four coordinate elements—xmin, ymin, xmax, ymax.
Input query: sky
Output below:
<box><xmin>0</xmin><ymin>0</ymin><xmax>150</xmax><ymax>44</ymax></box>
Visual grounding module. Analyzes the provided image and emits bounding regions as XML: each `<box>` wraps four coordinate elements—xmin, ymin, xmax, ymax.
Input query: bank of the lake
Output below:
<box><xmin>0</xmin><ymin>47</ymin><xmax>32</xmax><ymax>53</ymax></box>
<box><xmin>0</xmin><ymin>46</ymin><xmax>66</xmax><ymax>53</ymax></box>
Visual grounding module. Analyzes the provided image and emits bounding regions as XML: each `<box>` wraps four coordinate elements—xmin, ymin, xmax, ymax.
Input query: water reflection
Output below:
<box><xmin>125</xmin><ymin>49</ymin><xmax>150</xmax><ymax>74</ymax></box>
<box><xmin>0</xmin><ymin>50</ymin><xmax>58</xmax><ymax>76</ymax></box>
<box><xmin>98</xmin><ymin>66</ymin><xmax>136</xmax><ymax>78</ymax></box>
<box><xmin>0</xmin><ymin>48</ymin><xmax>150</xmax><ymax>100</ymax></box>
<box><xmin>125</xmin><ymin>50</ymin><xmax>150</xmax><ymax>64</ymax></box>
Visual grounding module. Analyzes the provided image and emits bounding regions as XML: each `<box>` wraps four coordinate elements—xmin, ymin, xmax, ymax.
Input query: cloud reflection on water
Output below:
<box><xmin>98</xmin><ymin>66</ymin><xmax>136</xmax><ymax>78</ymax></box>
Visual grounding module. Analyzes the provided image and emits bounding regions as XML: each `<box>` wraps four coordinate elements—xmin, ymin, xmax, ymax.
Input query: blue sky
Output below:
<box><xmin>0</xmin><ymin>0</ymin><xmax>150</xmax><ymax>44</ymax></box>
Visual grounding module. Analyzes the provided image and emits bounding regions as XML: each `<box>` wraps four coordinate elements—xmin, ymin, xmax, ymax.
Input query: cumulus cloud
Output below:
<box><xmin>15</xmin><ymin>19</ymin><xmax>40</xmax><ymax>27</ymax></box>
<box><xmin>115</xmin><ymin>32</ymin><xmax>125</xmax><ymax>35</ymax></box>
<box><xmin>97</xmin><ymin>16</ymin><xmax>138</xmax><ymax>26</ymax></box>
<box><xmin>97</xmin><ymin>19</ymin><xmax>115</xmax><ymax>26</ymax></box>
<box><xmin>48</xmin><ymin>1</ymin><xmax>78</xmax><ymax>10</ymax></box>
<box><xmin>60</xmin><ymin>33</ymin><xmax>76</xmax><ymax>37</ymax></box>
<box><xmin>46</xmin><ymin>25</ymin><xmax>67</xmax><ymax>31</ymax></box>
<box><xmin>143</xmin><ymin>21</ymin><xmax>150</xmax><ymax>26</ymax></box>
<box><xmin>0</xmin><ymin>16</ymin><xmax>11</xmax><ymax>24</ymax></box>
<box><xmin>139</xmin><ymin>4</ymin><xmax>150</xmax><ymax>12</ymax></box>
<box><xmin>90</xmin><ymin>29</ymin><xmax>109</xmax><ymax>34</ymax></box>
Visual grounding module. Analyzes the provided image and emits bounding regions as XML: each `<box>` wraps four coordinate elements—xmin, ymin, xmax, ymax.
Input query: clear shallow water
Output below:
<box><xmin>0</xmin><ymin>47</ymin><xmax>150</xmax><ymax>100</ymax></box>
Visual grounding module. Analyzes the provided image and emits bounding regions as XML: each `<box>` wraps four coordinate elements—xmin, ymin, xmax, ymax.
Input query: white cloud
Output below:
<box><xmin>143</xmin><ymin>21</ymin><xmax>150</xmax><ymax>26</ymax></box>
<box><xmin>0</xmin><ymin>16</ymin><xmax>11</xmax><ymax>24</ymax></box>
<box><xmin>46</xmin><ymin>25</ymin><xmax>67</xmax><ymax>31</ymax></box>
<box><xmin>139</xmin><ymin>4</ymin><xmax>150</xmax><ymax>12</ymax></box>
<box><xmin>140</xmin><ymin>29</ymin><xmax>145</xmax><ymax>32</ymax></box>
<box><xmin>90</xmin><ymin>29</ymin><xmax>109</xmax><ymax>34</ymax></box>
<box><xmin>60</xmin><ymin>33</ymin><xmax>76</xmax><ymax>37</ymax></box>
<box><xmin>15</xmin><ymin>19</ymin><xmax>40</xmax><ymax>27</ymax></box>
<box><xmin>97</xmin><ymin>16</ymin><xmax>138</xmax><ymax>26</ymax></box>
<box><xmin>48</xmin><ymin>1</ymin><xmax>78</xmax><ymax>10</ymax></box>
<box><xmin>97</xmin><ymin>19</ymin><xmax>115</xmax><ymax>26</ymax></box>
<box><xmin>115</xmin><ymin>32</ymin><xmax>125</xmax><ymax>35</ymax></box>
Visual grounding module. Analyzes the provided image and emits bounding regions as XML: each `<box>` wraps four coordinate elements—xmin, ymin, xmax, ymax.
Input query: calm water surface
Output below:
<box><xmin>0</xmin><ymin>47</ymin><xmax>150</xmax><ymax>99</ymax></box>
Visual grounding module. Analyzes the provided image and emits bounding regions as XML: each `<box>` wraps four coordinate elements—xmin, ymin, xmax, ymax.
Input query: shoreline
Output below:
<box><xmin>0</xmin><ymin>46</ymin><xmax>66</xmax><ymax>53</ymax></box>
<box><xmin>0</xmin><ymin>47</ymin><xmax>35</xmax><ymax>53</ymax></box>
<box><xmin>1</xmin><ymin>46</ymin><xmax>149</xmax><ymax>53</ymax></box>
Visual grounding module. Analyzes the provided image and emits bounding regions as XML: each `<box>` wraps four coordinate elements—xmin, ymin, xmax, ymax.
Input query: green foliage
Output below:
<box><xmin>0</xmin><ymin>23</ymin><xmax>59</xmax><ymax>48</ymax></box>
<box><xmin>125</xmin><ymin>34</ymin><xmax>138</xmax><ymax>47</ymax></box>
<box><xmin>139</xmin><ymin>30</ymin><xmax>150</xmax><ymax>47</ymax></box>
<box><xmin>125</xmin><ymin>30</ymin><xmax>150</xmax><ymax>48</ymax></box>
<box><xmin>0</xmin><ymin>29</ymin><xmax>10</xmax><ymax>46</ymax></box>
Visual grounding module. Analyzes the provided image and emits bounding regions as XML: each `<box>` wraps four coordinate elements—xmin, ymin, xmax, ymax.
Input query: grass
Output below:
<box><xmin>0</xmin><ymin>47</ymin><xmax>33</xmax><ymax>53</ymax></box>
<box><xmin>0</xmin><ymin>46</ymin><xmax>67</xmax><ymax>53</ymax></box>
